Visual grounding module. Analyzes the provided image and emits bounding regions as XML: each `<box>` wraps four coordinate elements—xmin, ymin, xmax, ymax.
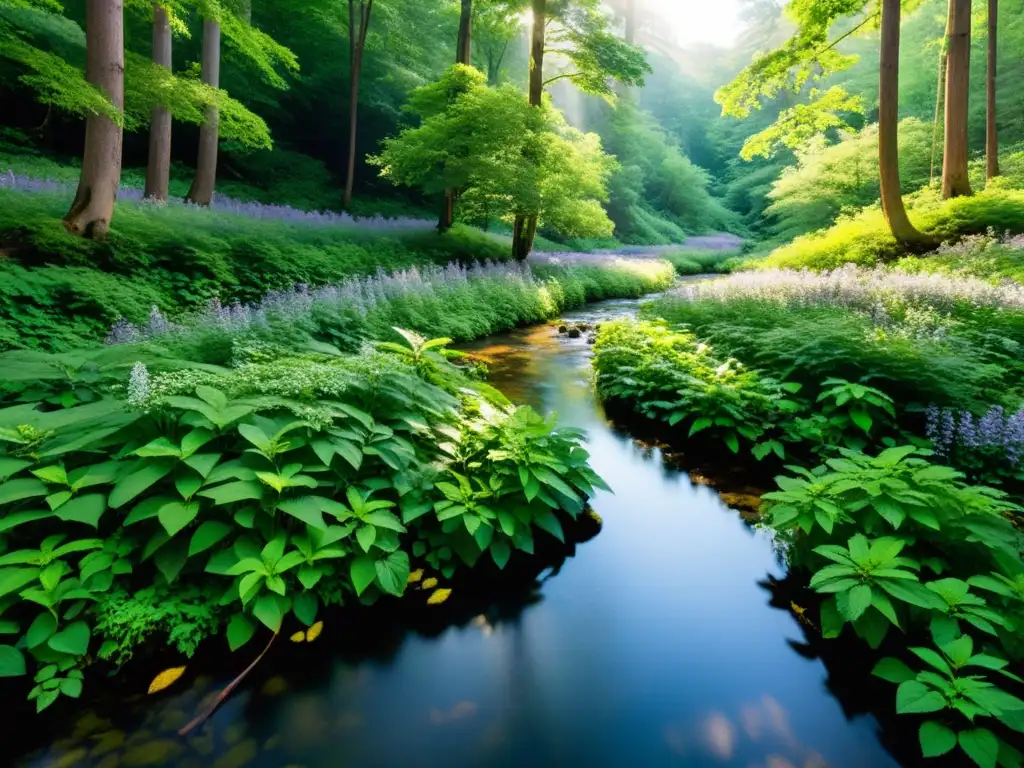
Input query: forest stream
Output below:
<box><xmin>13</xmin><ymin>297</ymin><xmax>903</xmax><ymax>768</ymax></box>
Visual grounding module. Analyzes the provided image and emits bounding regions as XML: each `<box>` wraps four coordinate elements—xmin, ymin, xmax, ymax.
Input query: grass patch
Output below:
<box><xmin>754</xmin><ymin>187</ymin><xmax>1024</xmax><ymax>272</ymax></box>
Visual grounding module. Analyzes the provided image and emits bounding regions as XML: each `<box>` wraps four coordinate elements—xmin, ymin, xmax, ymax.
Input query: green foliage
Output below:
<box><xmin>374</xmin><ymin>66</ymin><xmax>618</xmax><ymax>241</ymax></box>
<box><xmin>760</xmin><ymin>445</ymin><xmax>1024</xmax><ymax>765</ymax></box>
<box><xmin>764</xmin><ymin>119</ymin><xmax>933</xmax><ymax>241</ymax></box>
<box><xmin>740</xmin><ymin>86</ymin><xmax>865</xmax><ymax>161</ymax></box>
<box><xmin>661</xmin><ymin>248</ymin><xmax>738</xmax><ymax>276</ymax></box>
<box><xmin>0</xmin><ymin>190</ymin><xmax>519</xmax><ymax>351</ymax></box>
<box><xmin>0</xmin><ymin>332</ymin><xmax>609</xmax><ymax>708</ymax></box>
<box><xmin>544</xmin><ymin>0</ymin><xmax>651</xmax><ymax>101</ymax></box>
<box><xmin>644</xmin><ymin>296</ymin><xmax>1021</xmax><ymax>413</ymax></box>
<box><xmin>757</xmin><ymin>188</ymin><xmax>1024</xmax><ymax>271</ymax></box>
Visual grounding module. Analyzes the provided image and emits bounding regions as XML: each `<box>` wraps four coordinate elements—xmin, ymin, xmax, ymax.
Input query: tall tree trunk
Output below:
<box><xmin>986</xmin><ymin>0</ymin><xmax>999</xmax><ymax>181</ymax></box>
<box><xmin>929</xmin><ymin>45</ymin><xmax>946</xmax><ymax>188</ymax></box>
<box><xmin>878</xmin><ymin>0</ymin><xmax>927</xmax><ymax>245</ymax></box>
<box><xmin>63</xmin><ymin>0</ymin><xmax>124</xmax><ymax>239</ymax></box>
<box><xmin>144</xmin><ymin>3</ymin><xmax>172</xmax><ymax>201</ymax></box>
<box><xmin>185</xmin><ymin>19</ymin><xmax>221</xmax><ymax>206</ymax></box>
<box><xmin>512</xmin><ymin>0</ymin><xmax>546</xmax><ymax>261</ymax></box>
<box><xmin>439</xmin><ymin>0</ymin><xmax>473</xmax><ymax>232</ymax></box>
<box><xmin>624</xmin><ymin>0</ymin><xmax>636</xmax><ymax>45</ymax></box>
<box><xmin>344</xmin><ymin>0</ymin><xmax>374</xmax><ymax>209</ymax></box>
<box><xmin>941</xmin><ymin>0</ymin><xmax>972</xmax><ymax>199</ymax></box>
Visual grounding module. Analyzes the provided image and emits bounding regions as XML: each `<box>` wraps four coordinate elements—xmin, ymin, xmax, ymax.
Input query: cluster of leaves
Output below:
<box><xmin>762</xmin><ymin>445</ymin><xmax>1024</xmax><ymax>766</ymax></box>
<box><xmin>372</xmin><ymin>65</ymin><xmax>618</xmax><ymax>241</ymax></box>
<box><xmin>0</xmin><ymin>330</ymin><xmax>607</xmax><ymax>710</ymax></box>
<box><xmin>591</xmin><ymin>318</ymin><xmax>906</xmax><ymax>462</ymax></box>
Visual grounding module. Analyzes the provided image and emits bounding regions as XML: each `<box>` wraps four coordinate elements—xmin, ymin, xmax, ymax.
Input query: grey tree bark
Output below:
<box><xmin>64</xmin><ymin>0</ymin><xmax>125</xmax><ymax>239</ymax></box>
<box><xmin>144</xmin><ymin>3</ymin><xmax>172</xmax><ymax>201</ymax></box>
<box><xmin>186</xmin><ymin>18</ymin><xmax>221</xmax><ymax>206</ymax></box>
<box><xmin>941</xmin><ymin>0</ymin><xmax>973</xmax><ymax>198</ymax></box>
<box><xmin>878</xmin><ymin>0</ymin><xmax>928</xmax><ymax>245</ymax></box>
<box><xmin>986</xmin><ymin>0</ymin><xmax>999</xmax><ymax>181</ymax></box>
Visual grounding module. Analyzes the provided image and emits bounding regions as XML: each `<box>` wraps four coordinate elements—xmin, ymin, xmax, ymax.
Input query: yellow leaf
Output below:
<box><xmin>427</xmin><ymin>588</ymin><xmax>452</xmax><ymax>605</ymax></box>
<box><xmin>147</xmin><ymin>666</ymin><xmax>186</xmax><ymax>695</ymax></box>
<box><xmin>421</xmin><ymin>577</ymin><xmax>438</xmax><ymax>590</ymax></box>
<box><xmin>289</xmin><ymin>631</ymin><xmax>305</xmax><ymax>643</ymax></box>
<box><xmin>305</xmin><ymin>620</ymin><xmax>324</xmax><ymax>642</ymax></box>
<box><xmin>407</xmin><ymin>569</ymin><xmax>424</xmax><ymax>584</ymax></box>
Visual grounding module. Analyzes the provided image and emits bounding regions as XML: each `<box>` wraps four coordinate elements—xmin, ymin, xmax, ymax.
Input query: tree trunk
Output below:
<box><xmin>344</xmin><ymin>0</ymin><xmax>374</xmax><ymax>209</ymax></box>
<box><xmin>929</xmin><ymin>46</ymin><xmax>946</xmax><ymax>188</ymax></box>
<box><xmin>878</xmin><ymin>0</ymin><xmax>927</xmax><ymax>246</ymax></box>
<box><xmin>941</xmin><ymin>0</ymin><xmax>972</xmax><ymax>199</ymax></box>
<box><xmin>439</xmin><ymin>0</ymin><xmax>473</xmax><ymax>232</ymax></box>
<box><xmin>986</xmin><ymin>0</ymin><xmax>999</xmax><ymax>181</ymax></box>
<box><xmin>512</xmin><ymin>0</ymin><xmax>546</xmax><ymax>261</ymax></box>
<box><xmin>63</xmin><ymin>0</ymin><xmax>124</xmax><ymax>239</ymax></box>
<box><xmin>144</xmin><ymin>3</ymin><xmax>172</xmax><ymax>201</ymax></box>
<box><xmin>185</xmin><ymin>19</ymin><xmax>221</xmax><ymax>206</ymax></box>
<box><xmin>624</xmin><ymin>0</ymin><xmax>636</xmax><ymax>45</ymax></box>
<box><xmin>456</xmin><ymin>0</ymin><xmax>472</xmax><ymax>65</ymax></box>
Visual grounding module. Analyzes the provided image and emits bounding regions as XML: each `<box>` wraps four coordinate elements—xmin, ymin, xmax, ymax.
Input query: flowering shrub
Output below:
<box><xmin>105</xmin><ymin>258</ymin><xmax>676</xmax><ymax>360</ymax></box>
<box><xmin>677</xmin><ymin>265</ymin><xmax>1024</xmax><ymax>315</ymax></box>
<box><xmin>0</xmin><ymin>169</ymin><xmax>433</xmax><ymax>230</ymax></box>
<box><xmin>927</xmin><ymin>404</ymin><xmax>1024</xmax><ymax>485</ymax></box>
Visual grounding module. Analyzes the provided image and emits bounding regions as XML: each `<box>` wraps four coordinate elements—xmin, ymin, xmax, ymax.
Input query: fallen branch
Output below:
<box><xmin>178</xmin><ymin>630</ymin><xmax>279</xmax><ymax>736</ymax></box>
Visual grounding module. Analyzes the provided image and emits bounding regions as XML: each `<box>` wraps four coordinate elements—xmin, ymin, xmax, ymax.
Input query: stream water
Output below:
<box><xmin>14</xmin><ymin>299</ymin><xmax>902</xmax><ymax>768</ymax></box>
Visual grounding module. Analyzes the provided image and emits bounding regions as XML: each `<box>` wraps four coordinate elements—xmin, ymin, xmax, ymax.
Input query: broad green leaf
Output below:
<box><xmin>154</xmin><ymin>539</ymin><xmax>189</xmax><ymax>583</ymax></box>
<box><xmin>175</xmin><ymin>474</ymin><xmax>203</xmax><ymax>501</ymax></box>
<box><xmin>688</xmin><ymin>416</ymin><xmax>713</xmax><ymax>436</ymax></box>
<box><xmin>54</xmin><ymin>494</ymin><xmax>107</xmax><ymax>527</ymax></box>
<box><xmin>839</xmin><ymin>584</ymin><xmax>872</xmax><ymax>622</ymax></box>
<box><xmin>297</xmin><ymin>565</ymin><xmax>323</xmax><ymax>589</ymax></box>
<box><xmin>32</xmin><ymin>465</ymin><xmax>68</xmax><ymax>485</ymax></box>
<box><xmin>490</xmin><ymin>539</ymin><xmax>511</xmax><ymax>569</ymax></box>
<box><xmin>124</xmin><ymin>495</ymin><xmax>173</xmax><ymax>526</ymax></box>
<box><xmin>820</xmin><ymin>596</ymin><xmax>844</xmax><ymax>638</ymax></box>
<box><xmin>293</xmin><ymin>591</ymin><xmax>318</xmax><ymax>626</ymax></box>
<box><xmin>0</xmin><ymin>457</ymin><xmax>31</xmax><ymax>481</ymax></box>
<box><xmin>180</xmin><ymin>429</ymin><xmax>214</xmax><ymax>458</ymax></box>
<box><xmin>277</xmin><ymin>497</ymin><xmax>327</xmax><ymax>531</ymax></box>
<box><xmin>48</xmin><ymin>621</ymin><xmax>90</xmax><ymax>656</ymax></box>
<box><xmin>253</xmin><ymin>594</ymin><xmax>286</xmax><ymax>632</ymax></box>
<box><xmin>872</xmin><ymin>657</ymin><xmax>916</xmax><ymax>683</ymax></box>
<box><xmin>132</xmin><ymin>437</ymin><xmax>181</xmax><ymax>458</ymax></box>
<box><xmin>198</xmin><ymin>480</ymin><xmax>264</xmax><ymax>506</ymax></box>
<box><xmin>188</xmin><ymin>521</ymin><xmax>233</xmax><ymax>557</ymax></box>
<box><xmin>158</xmin><ymin>501</ymin><xmax>200</xmax><ymax>537</ymax></box>
<box><xmin>0</xmin><ymin>567</ymin><xmax>40</xmax><ymax>597</ymax></box>
<box><xmin>375</xmin><ymin>550</ymin><xmax>410</xmax><ymax>597</ymax></box>
<box><xmin>959</xmin><ymin>729</ymin><xmax>999</xmax><ymax>768</ymax></box>
<box><xmin>350</xmin><ymin>555</ymin><xmax>376</xmax><ymax>596</ymax></box>
<box><xmin>909</xmin><ymin>647</ymin><xmax>952</xmax><ymax>676</ymax></box>
<box><xmin>533</xmin><ymin>509</ymin><xmax>564</xmax><ymax>542</ymax></box>
<box><xmin>227</xmin><ymin>613</ymin><xmax>256</xmax><ymax>650</ymax></box>
<box><xmin>0</xmin><ymin>645</ymin><xmax>26</xmax><ymax>677</ymax></box>
<box><xmin>109</xmin><ymin>462</ymin><xmax>174</xmax><ymax>508</ymax></box>
<box><xmin>896</xmin><ymin>681</ymin><xmax>947</xmax><ymax>714</ymax></box>
<box><xmin>0</xmin><ymin>510</ymin><xmax>51</xmax><ymax>534</ymax></box>
<box><xmin>919</xmin><ymin>721</ymin><xmax>957</xmax><ymax>758</ymax></box>
<box><xmin>25</xmin><ymin>613</ymin><xmax>57</xmax><ymax>649</ymax></box>
<box><xmin>0</xmin><ymin>478</ymin><xmax>48</xmax><ymax>505</ymax></box>
<box><xmin>356</xmin><ymin>525</ymin><xmax>376</xmax><ymax>553</ymax></box>
<box><xmin>183</xmin><ymin>453</ymin><xmax>221</xmax><ymax>479</ymax></box>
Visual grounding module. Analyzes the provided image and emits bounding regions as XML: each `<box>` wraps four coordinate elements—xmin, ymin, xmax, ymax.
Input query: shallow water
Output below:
<box><xmin>15</xmin><ymin>299</ymin><xmax>901</xmax><ymax>768</ymax></box>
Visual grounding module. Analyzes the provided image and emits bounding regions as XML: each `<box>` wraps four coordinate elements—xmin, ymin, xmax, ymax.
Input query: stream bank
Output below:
<box><xmin>12</xmin><ymin>298</ymin><xmax>901</xmax><ymax>768</ymax></box>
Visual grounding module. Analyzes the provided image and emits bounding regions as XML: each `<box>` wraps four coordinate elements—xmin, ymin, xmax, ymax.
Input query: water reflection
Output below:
<box><xmin>14</xmin><ymin>300</ymin><xmax>901</xmax><ymax>768</ymax></box>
